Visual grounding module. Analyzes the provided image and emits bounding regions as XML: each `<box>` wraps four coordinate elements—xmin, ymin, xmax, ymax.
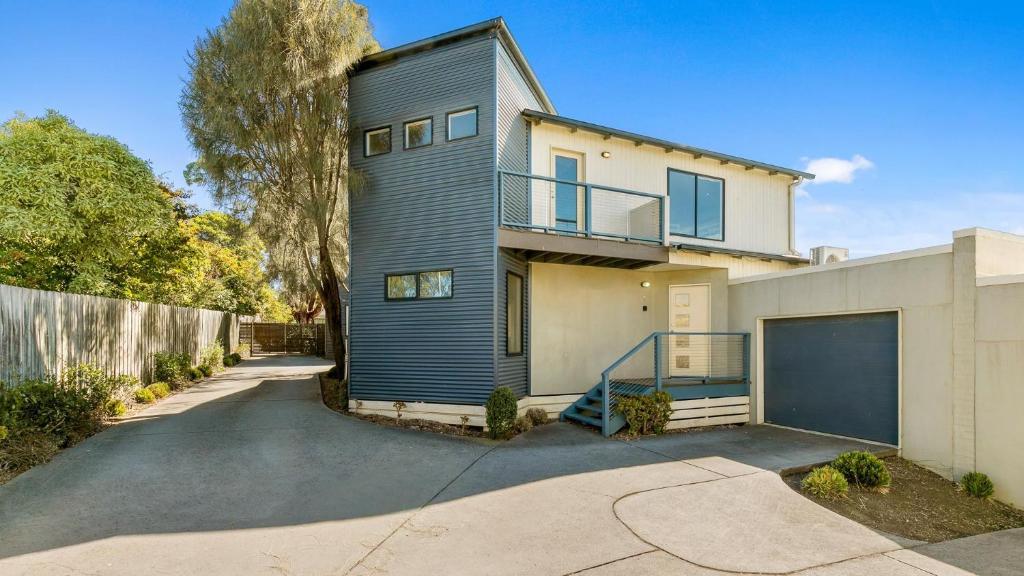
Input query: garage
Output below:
<box><xmin>763</xmin><ymin>312</ymin><xmax>898</xmax><ymax>445</ymax></box>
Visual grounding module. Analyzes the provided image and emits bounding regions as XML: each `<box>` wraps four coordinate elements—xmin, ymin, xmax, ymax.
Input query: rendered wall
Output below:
<box><xmin>975</xmin><ymin>276</ymin><xmax>1024</xmax><ymax>507</ymax></box>
<box><xmin>529</xmin><ymin>263</ymin><xmax>728</xmax><ymax>395</ymax></box>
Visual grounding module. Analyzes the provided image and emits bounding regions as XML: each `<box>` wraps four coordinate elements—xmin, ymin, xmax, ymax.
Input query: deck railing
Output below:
<box><xmin>599</xmin><ymin>332</ymin><xmax>750</xmax><ymax>436</ymax></box>
<box><xmin>497</xmin><ymin>170</ymin><xmax>665</xmax><ymax>244</ymax></box>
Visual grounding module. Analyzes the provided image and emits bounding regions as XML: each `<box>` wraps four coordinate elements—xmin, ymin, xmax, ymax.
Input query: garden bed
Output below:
<box><xmin>785</xmin><ymin>457</ymin><xmax>1024</xmax><ymax>543</ymax></box>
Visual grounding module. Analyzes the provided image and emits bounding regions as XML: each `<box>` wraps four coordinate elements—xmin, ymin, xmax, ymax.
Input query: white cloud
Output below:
<box><xmin>804</xmin><ymin>154</ymin><xmax>874</xmax><ymax>185</ymax></box>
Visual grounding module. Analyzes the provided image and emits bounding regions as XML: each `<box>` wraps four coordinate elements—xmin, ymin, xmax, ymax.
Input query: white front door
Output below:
<box><xmin>668</xmin><ymin>284</ymin><xmax>709</xmax><ymax>377</ymax></box>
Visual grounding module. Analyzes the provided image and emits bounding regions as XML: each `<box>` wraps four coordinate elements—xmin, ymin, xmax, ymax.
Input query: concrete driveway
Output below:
<box><xmin>0</xmin><ymin>355</ymin><xmax>1014</xmax><ymax>575</ymax></box>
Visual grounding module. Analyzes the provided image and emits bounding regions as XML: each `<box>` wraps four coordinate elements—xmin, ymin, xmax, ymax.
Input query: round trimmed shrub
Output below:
<box><xmin>514</xmin><ymin>414</ymin><xmax>533</xmax><ymax>434</ymax></box>
<box><xmin>198</xmin><ymin>364</ymin><xmax>213</xmax><ymax>377</ymax></box>
<box><xmin>188</xmin><ymin>367</ymin><xmax>203</xmax><ymax>381</ymax></box>
<box><xmin>146</xmin><ymin>382</ymin><xmax>171</xmax><ymax>399</ymax></box>
<box><xmin>832</xmin><ymin>451</ymin><xmax>891</xmax><ymax>488</ymax></box>
<box><xmin>525</xmin><ymin>407</ymin><xmax>548</xmax><ymax>426</ymax></box>
<box><xmin>960</xmin><ymin>471</ymin><xmax>994</xmax><ymax>498</ymax></box>
<box><xmin>802</xmin><ymin>465</ymin><xmax>849</xmax><ymax>500</ymax></box>
<box><xmin>104</xmin><ymin>399</ymin><xmax>127</xmax><ymax>417</ymax></box>
<box><xmin>485</xmin><ymin>386</ymin><xmax>518</xmax><ymax>439</ymax></box>
<box><xmin>134</xmin><ymin>388</ymin><xmax>156</xmax><ymax>404</ymax></box>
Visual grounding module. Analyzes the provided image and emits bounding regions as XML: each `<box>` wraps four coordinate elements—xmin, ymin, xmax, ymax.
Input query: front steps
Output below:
<box><xmin>560</xmin><ymin>382</ymin><xmax>639</xmax><ymax>435</ymax></box>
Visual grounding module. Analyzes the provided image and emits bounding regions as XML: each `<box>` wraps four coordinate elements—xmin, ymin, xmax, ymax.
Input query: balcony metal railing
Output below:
<box><xmin>498</xmin><ymin>170</ymin><xmax>665</xmax><ymax>244</ymax></box>
<box><xmin>599</xmin><ymin>332</ymin><xmax>750</xmax><ymax>436</ymax></box>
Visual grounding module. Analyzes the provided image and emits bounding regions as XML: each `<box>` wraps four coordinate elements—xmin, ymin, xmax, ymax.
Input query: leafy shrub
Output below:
<box><xmin>15</xmin><ymin>364</ymin><xmax>126</xmax><ymax>446</ymax></box>
<box><xmin>525</xmin><ymin>407</ymin><xmax>548</xmax><ymax>426</ymax></box>
<box><xmin>188</xmin><ymin>367</ymin><xmax>203</xmax><ymax>381</ymax></box>
<box><xmin>228</xmin><ymin>352</ymin><xmax>242</xmax><ymax>364</ymax></box>
<box><xmin>153</xmin><ymin>351</ymin><xmax>190</xmax><ymax>385</ymax></box>
<box><xmin>485</xmin><ymin>387</ymin><xmax>518</xmax><ymax>439</ymax></box>
<box><xmin>0</xmin><ymin>430</ymin><xmax>60</xmax><ymax>472</ymax></box>
<box><xmin>146</xmin><ymin>382</ymin><xmax>171</xmax><ymax>399</ymax></box>
<box><xmin>223</xmin><ymin>355</ymin><xmax>237</xmax><ymax>368</ymax></box>
<box><xmin>104</xmin><ymin>399</ymin><xmax>127</xmax><ymax>417</ymax></box>
<box><xmin>237</xmin><ymin>342</ymin><xmax>251</xmax><ymax>359</ymax></box>
<box><xmin>0</xmin><ymin>425</ymin><xmax>7</xmax><ymax>442</ymax></box>
<box><xmin>960</xmin><ymin>471</ymin><xmax>994</xmax><ymax>498</ymax></box>
<box><xmin>198</xmin><ymin>364</ymin><xmax>213</xmax><ymax>377</ymax></box>
<box><xmin>832</xmin><ymin>451</ymin><xmax>892</xmax><ymax>488</ymax></box>
<box><xmin>514</xmin><ymin>414</ymin><xmax>533</xmax><ymax>434</ymax></box>
<box><xmin>134</xmin><ymin>388</ymin><xmax>156</xmax><ymax>404</ymax></box>
<box><xmin>616</xmin><ymin>391</ymin><xmax>673</xmax><ymax>436</ymax></box>
<box><xmin>802</xmin><ymin>466</ymin><xmax>849</xmax><ymax>500</ymax></box>
<box><xmin>199</xmin><ymin>340</ymin><xmax>225</xmax><ymax>373</ymax></box>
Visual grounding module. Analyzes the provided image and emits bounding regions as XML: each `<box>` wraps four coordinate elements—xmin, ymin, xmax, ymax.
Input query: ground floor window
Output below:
<box><xmin>506</xmin><ymin>272</ymin><xmax>523</xmax><ymax>355</ymax></box>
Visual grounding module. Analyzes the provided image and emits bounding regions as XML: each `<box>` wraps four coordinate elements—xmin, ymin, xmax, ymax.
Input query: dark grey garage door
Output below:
<box><xmin>764</xmin><ymin>313</ymin><xmax>898</xmax><ymax>445</ymax></box>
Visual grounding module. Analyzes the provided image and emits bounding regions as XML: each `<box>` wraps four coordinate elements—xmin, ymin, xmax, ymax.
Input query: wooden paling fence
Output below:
<box><xmin>239</xmin><ymin>322</ymin><xmax>326</xmax><ymax>356</ymax></box>
<box><xmin>0</xmin><ymin>283</ymin><xmax>239</xmax><ymax>385</ymax></box>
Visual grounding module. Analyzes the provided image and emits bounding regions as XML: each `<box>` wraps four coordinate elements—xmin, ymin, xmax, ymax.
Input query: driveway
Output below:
<box><xmin>0</xmin><ymin>355</ymin><xmax>1014</xmax><ymax>575</ymax></box>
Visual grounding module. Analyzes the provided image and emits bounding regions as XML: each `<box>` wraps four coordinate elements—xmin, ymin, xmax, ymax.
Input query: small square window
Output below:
<box><xmin>447</xmin><ymin>107</ymin><xmax>477</xmax><ymax>141</ymax></box>
<box><xmin>418</xmin><ymin>270</ymin><xmax>453</xmax><ymax>299</ymax></box>
<box><xmin>675</xmin><ymin>355</ymin><xmax>690</xmax><ymax>369</ymax></box>
<box><xmin>386</xmin><ymin>274</ymin><xmax>416</xmax><ymax>300</ymax></box>
<box><xmin>404</xmin><ymin>117</ymin><xmax>432</xmax><ymax>149</ymax></box>
<box><xmin>365</xmin><ymin>126</ymin><xmax>391</xmax><ymax>157</ymax></box>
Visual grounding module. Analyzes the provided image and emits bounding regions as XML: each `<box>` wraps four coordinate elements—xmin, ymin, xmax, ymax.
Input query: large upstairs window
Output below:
<box><xmin>668</xmin><ymin>169</ymin><xmax>724</xmax><ymax>241</ymax></box>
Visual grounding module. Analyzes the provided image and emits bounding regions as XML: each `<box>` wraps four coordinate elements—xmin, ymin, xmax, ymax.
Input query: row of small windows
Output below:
<box><xmin>385</xmin><ymin>269</ymin><xmax>453</xmax><ymax>300</ymax></box>
<box><xmin>364</xmin><ymin>107</ymin><xmax>478</xmax><ymax>157</ymax></box>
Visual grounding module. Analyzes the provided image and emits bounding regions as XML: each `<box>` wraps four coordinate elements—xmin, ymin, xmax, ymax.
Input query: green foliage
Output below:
<box><xmin>485</xmin><ymin>387</ymin><xmax>518</xmax><ymax>439</ymax></box>
<box><xmin>0</xmin><ymin>111</ymin><xmax>185</xmax><ymax>298</ymax></box>
<box><xmin>525</xmin><ymin>407</ymin><xmax>548</xmax><ymax>426</ymax></box>
<box><xmin>960</xmin><ymin>472</ymin><xmax>994</xmax><ymax>498</ymax></box>
<box><xmin>199</xmin><ymin>339</ymin><xmax>224</xmax><ymax>373</ymax></box>
<box><xmin>105</xmin><ymin>399</ymin><xmax>127</xmax><ymax>417</ymax></box>
<box><xmin>228</xmin><ymin>352</ymin><xmax>242</xmax><ymax>364</ymax></box>
<box><xmin>198</xmin><ymin>365</ymin><xmax>213</xmax><ymax>377</ymax></box>
<box><xmin>237</xmin><ymin>343</ymin><xmax>251</xmax><ymax>358</ymax></box>
<box><xmin>0</xmin><ymin>364</ymin><xmax>132</xmax><ymax>448</ymax></box>
<box><xmin>617</xmin><ymin>391</ymin><xmax>673</xmax><ymax>436</ymax></box>
<box><xmin>0</xmin><ymin>425</ymin><xmax>7</xmax><ymax>442</ymax></box>
<box><xmin>153</xmin><ymin>351</ymin><xmax>191</xmax><ymax>385</ymax></box>
<box><xmin>188</xmin><ymin>367</ymin><xmax>203</xmax><ymax>381</ymax></box>
<box><xmin>802</xmin><ymin>466</ymin><xmax>850</xmax><ymax>500</ymax></box>
<box><xmin>223</xmin><ymin>355</ymin><xmax>237</xmax><ymax>367</ymax></box>
<box><xmin>134</xmin><ymin>388</ymin><xmax>156</xmax><ymax>404</ymax></box>
<box><xmin>146</xmin><ymin>382</ymin><xmax>171</xmax><ymax>399</ymax></box>
<box><xmin>832</xmin><ymin>451</ymin><xmax>892</xmax><ymax>488</ymax></box>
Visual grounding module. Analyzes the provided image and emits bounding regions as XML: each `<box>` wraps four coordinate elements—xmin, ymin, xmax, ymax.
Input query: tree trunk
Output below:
<box><xmin>318</xmin><ymin>244</ymin><xmax>346</xmax><ymax>378</ymax></box>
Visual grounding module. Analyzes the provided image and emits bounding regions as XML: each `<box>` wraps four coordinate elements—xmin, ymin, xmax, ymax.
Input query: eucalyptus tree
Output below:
<box><xmin>181</xmin><ymin>0</ymin><xmax>378</xmax><ymax>371</ymax></box>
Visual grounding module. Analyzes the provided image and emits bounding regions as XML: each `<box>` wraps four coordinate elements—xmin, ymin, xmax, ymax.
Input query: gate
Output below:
<box><xmin>240</xmin><ymin>322</ymin><xmax>326</xmax><ymax>356</ymax></box>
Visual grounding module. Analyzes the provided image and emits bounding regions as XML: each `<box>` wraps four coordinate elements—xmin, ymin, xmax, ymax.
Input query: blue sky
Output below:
<box><xmin>3</xmin><ymin>1</ymin><xmax>1022</xmax><ymax>256</ymax></box>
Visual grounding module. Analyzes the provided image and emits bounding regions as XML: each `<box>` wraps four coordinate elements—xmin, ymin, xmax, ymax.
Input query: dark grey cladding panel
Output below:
<box><xmin>348</xmin><ymin>36</ymin><xmax>499</xmax><ymax>405</ymax></box>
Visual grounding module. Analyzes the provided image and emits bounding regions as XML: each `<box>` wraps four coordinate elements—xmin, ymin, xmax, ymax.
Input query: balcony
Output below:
<box><xmin>497</xmin><ymin>170</ymin><xmax>670</xmax><ymax>268</ymax></box>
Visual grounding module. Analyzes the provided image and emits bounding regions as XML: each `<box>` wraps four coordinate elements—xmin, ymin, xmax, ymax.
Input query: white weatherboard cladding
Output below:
<box><xmin>529</xmin><ymin>123</ymin><xmax>794</xmax><ymax>255</ymax></box>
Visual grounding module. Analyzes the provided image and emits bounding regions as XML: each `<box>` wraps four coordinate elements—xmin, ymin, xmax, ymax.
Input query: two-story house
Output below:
<box><xmin>346</xmin><ymin>17</ymin><xmax>813</xmax><ymax>434</ymax></box>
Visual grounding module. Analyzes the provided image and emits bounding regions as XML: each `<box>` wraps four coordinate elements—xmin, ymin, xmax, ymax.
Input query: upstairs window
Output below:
<box><xmin>386</xmin><ymin>270</ymin><xmax>453</xmax><ymax>300</ymax></box>
<box><xmin>403</xmin><ymin>117</ymin><xmax>432</xmax><ymax>149</ymax></box>
<box><xmin>668</xmin><ymin>169</ymin><xmax>724</xmax><ymax>241</ymax></box>
<box><xmin>364</xmin><ymin>126</ymin><xmax>391</xmax><ymax>157</ymax></box>
<box><xmin>447</xmin><ymin>107</ymin><xmax>478</xmax><ymax>141</ymax></box>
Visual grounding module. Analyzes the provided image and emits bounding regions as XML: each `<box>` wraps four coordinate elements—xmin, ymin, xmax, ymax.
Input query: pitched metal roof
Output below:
<box><xmin>351</xmin><ymin>17</ymin><xmax>556</xmax><ymax>114</ymax></box>
<box><xmin>522</xmin><ymin>110</ymin><xmax>815</xmax><ymax>180</ymax></box>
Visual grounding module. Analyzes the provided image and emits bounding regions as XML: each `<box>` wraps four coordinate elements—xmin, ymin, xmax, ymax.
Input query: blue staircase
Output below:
<box><xmin>561</xmin><ymin>381</ymin><xmax>652</xmax><ymax>435</ymax></box>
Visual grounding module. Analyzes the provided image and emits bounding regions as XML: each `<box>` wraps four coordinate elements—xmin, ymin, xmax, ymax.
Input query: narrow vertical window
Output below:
<box><xmin>447</xmin><ymin>107</ymin><xmax>478</xmax><ymax>141</ymax></box>
<box><xmin>506</xmin><ymin>272</ymin><xmax>523</xmax><ymax>356</ymax></box>
<box><xmin>403</xmin><ymin>117</ymin><xmax>432</xmax><ymax>149</ymax></box>
<box><xmin>364</xmin><ymin>126</ymin><xmax>391</xmax><ymax>157</ymax></box>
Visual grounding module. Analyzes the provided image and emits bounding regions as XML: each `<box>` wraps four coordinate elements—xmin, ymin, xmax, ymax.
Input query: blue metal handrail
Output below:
<box><xmin>598</xmin><ymin>331</ymin><xmax>751</xmax><ymax>436</ymax></box>
<box><xmin>497</xmin><ymin>170</ymin><xmax>665</xmax><ymax>244</ymax></box>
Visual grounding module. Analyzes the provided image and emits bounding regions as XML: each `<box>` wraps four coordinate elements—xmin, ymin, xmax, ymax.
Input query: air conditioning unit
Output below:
<box><xmin>810</xmin><ymin>246</ymin><xmax>849</xmax><ymax>266</ymax></box>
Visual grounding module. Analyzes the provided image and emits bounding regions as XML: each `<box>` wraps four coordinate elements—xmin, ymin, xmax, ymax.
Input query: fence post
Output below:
<box><xmin>283</xmin><ymin>323</ymin><xmax>288</xmax><ymax>355</ymax></box>
<box><xmin>585</xmin><ymin>184</ymin><xmax>593</xmax><ymax>237</ymax></box>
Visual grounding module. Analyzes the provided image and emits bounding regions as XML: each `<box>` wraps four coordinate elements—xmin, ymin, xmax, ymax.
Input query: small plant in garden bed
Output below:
<box><xmin>134</xmin><ymin>388</ymin><xmax>156</xmax><ymax>404</ymax></box>
<box><xmin>392</xmin><ymin>400</ymin><xmax>406</xmax><ymax>423</ymax></box>
<box><xmin>188</xmin><ymin>367</ymin><xmax>203</xmax><ymax>381</ymax></box>
<box><xmin>617</xmin><ymin>391</ymin><xmax>672</xmax><ymax>436</ymax></box>
<box><xmin>832</xmin><ymin>451</ymin><xmax>891</xmax><ymax>489</ymax></box>
<box><xmin>801</xmin><ymin>466</ymin><xmax>849</xmax><ymax>500</ymax></box>
<box><xmin>485</xmin><ymin>387</ymin><xmax>517</xmax><ymax>439</ymax></box>
<box><xmin>146</xmin><ymin>382</ymin><xmax>171</xmax><ymax>399</ymax></box>
<box><xmin>960</xmin><ymin>471</ymin><xmax>994</xmax><ymax>499</ymax></box>
<box><xmin>104</xmin><ymin>399</ymin><xmax>127</xmax><ymax>417</ymax></box>
<box><xmin>198</xmin><ymin>365</ymin><xmax>213</xmax><ymax>377</ymax></box>
<box><xmin>153</xmin><ymin>351</ymin><xmax>190</xmax><ymax>387</ymax></box>
<box><xmin>199</xmin><ymin>340</ymin><xmax>225</xmax><ymax>374</ymax></box>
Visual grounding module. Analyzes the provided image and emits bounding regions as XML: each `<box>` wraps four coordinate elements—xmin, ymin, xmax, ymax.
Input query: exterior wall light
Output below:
<box><xmin>601</xmin><ymin>151</ymin><xmax>611</xmax><ymax>159</ymax></box>
<box><xmin>640</xmin><ymin>281</ymin><xmax>651</xmax><ymax>288</ymax></box>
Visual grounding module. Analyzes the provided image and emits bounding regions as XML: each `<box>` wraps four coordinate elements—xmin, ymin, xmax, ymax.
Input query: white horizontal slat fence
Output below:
<box><xmin>0</xmin><ymin>283</ymin><xmax>239</xmax><ymax>385</ymax></box>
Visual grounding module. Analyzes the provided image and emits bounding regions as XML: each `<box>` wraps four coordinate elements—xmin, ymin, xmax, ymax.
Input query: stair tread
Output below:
<box><xmin>564</xmin><ymin>412</ymin><xmax>602</xmax><ymax>427</ymax></box>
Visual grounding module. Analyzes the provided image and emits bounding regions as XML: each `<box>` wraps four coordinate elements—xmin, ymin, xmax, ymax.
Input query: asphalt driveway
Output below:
<box><xmin>0</xmin><ymin>355</ymin><xmax>1016</xmax><ymax>575</ymax></box>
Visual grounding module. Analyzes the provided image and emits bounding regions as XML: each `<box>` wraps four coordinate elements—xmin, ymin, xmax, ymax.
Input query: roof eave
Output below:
<box><xmin>522</xmin><ymin>109</ymin><xmax>814</xmax><ymax>180</ymax></box>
